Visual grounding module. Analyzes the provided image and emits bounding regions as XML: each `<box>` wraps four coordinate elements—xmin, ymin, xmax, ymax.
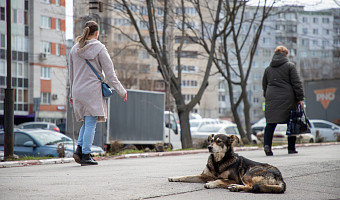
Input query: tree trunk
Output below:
<box><xmin>177</xmin><ymin>108</ymin><xmax>192</xmax><ymax>149</ymax></box>
<box><xmin>242</xmin><ymin>85</ymin><xmax>252</xmax><ymax>144</ymax></box>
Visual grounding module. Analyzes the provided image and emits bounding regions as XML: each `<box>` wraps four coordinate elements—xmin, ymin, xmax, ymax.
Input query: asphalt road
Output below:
<box><xmin>1</xmin><ymin>144</ymin><xmax>340</xmax><ymax>200</ymax></box>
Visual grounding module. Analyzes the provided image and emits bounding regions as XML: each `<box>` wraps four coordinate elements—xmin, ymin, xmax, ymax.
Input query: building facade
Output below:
<box><xmin>0</xmin><ymin>0</ymin><xmax>67</xmax><ymax>126</ymax></box>
<box><xmin>73</xmin><ymin>0</ymin><xmax>220</xmax><ymax>117</ymax></box>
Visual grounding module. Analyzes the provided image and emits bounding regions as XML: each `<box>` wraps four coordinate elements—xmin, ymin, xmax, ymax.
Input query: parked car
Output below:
<box><xmin>189</xmin><ymin>118</ymin><xmax>219</xmax><ymax>133</ymax></box>
<box><xmin>251</xmin><ymin>117</ymin><xmax>266</xmax><ymax>135</ymax></box>
<box><xmin>0</xmin><ymin>129</ymin><xmax>104</xmax><ymax>157</ymax></box>
<box><xmin>192</xmin><ymin>123</ymin><xmax>261</xmax><ymax>145</ymax></box>
<box><xmin>256</xmin><ymin>124</ymin><xmax>315</xmax><ymax>144</ymax></box>
<box><xmin>309</xmin><ymin>119</ymin><xmax>340</xmax><ymax>142</ymax></box>
<box><xmin>17</xmin><ymin>122</ymin><xmax>61</xmax><ymax>132</ymax></box>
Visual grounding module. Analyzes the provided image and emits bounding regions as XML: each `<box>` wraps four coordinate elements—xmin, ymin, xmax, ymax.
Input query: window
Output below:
<box><xmin>40</xmin><ymin>41</ymin><xmax>51</xmax><ymax>54</ymax></box>
<box><xmin>175</xmin><ymin>51</ymin><xmax>197</xmax><ymax>58</ymax></box>
<box><xmin>41</xmin><ymin>67</ymin><xmax>50</xmax><ymax>79</ymax></box>
<box><xmin>56</xmin><ymin>19</ymin><xmax>60</xmax><ymax>30</ymax></box>
<box><xmin>313</xmin><ymin>122</ymin><xmax>332</xmax><ymax>129</ymax></box>
<box><xmin>181</xmin><ymin>80</ymin><xmax>198</xmax><ymax>88</ymax></box>
<box><xmin>313</xmin><ymin>29</ymin><xmax>318</xmax><ymax>35</ymax></box>
<box><xmin>14</xmin><ymin>133</ymin><xmax>33</xmax><ymax>146</ymax></box>
<box><xmin>139</xmin><ymin>21</ymin><xmax>148</xmax><ymax>30</ymax></box>
<box><xmin>139</xmin><ymin>6</ymin><xmax>147</xmax><ymax>15</ymax></box>
<box><xmin>322</xmin><ymin>17</ymin><xmax>330</xmax><ymax>23</ymax></box>
<box><xmin>41</xmin><ymin>92</ymin><xmax>51</xmax><ymax>104</ymax></box>
<box><xmin>0</xmin><ymin>7</ymin><xmax>5</xmax><ymax>21</ymax></box>
<box><xmin>313</xmin><ymin>40</ymin><xmax>318</xmax><ymax>45</ymax></box>
<box><xmin>56</xmin><ymin>44</ymin><xmax>60</xmax><ymax>55</ymax></box>
<box><xmin>302</xmin><ymin>39</ymin><xmax>309</xmax><ymax>46</ymax></box>
<box><xmin>0</xmin><ymin>60</ymin><xmax>6</xmax><ymax>75</ymax></box>
<box><xmin>139</xmin><ymin>50</ymin><xmax>149</xmax><ymax>59</ymax></box>
<box><xmin>322</xmin><ymin>29</ymin><xmax>330</xmax><ymax>35</ymax></box>
<box><xmin>219</xmin><ymin>95</ymin><xmax>225</xmax><ymax>102</ymax></box>
<box><xmin>0</xmin><ymin>34</ymin><xmax>5</xmax><ymax>48</ymax></box>
<box><xmin>302</xmin><ymin>28</ymin><xmax>308</xmax><ymax>35</ymax></box>
<box><xmin>154</xmin><ymin>81</ymin><xmax>165</xmax><ymax>90</ymax></box>
<box><xmin>175</xmin><ymin>65</ymin><xmax>197</xmax><ymax>73</ymax></box>
<box><xmin>157</xmin><ymin>7</ymin><xmax>164</xmax><ymax>16</ymax></box>
<box><xmin>41</xmin><ymin>16</ymin><xmax>51</xmax><ymax>29</ymax></box>
<box><xmin>313</xmin><ymin>17</ymin><xmax>318</xmax><ymax>23</ymax></box>
<box><xmin>41</xmin><ymin>0</ymin><xmax>50</xmax><ymax>3</ymax></box>
<box><xmin>322</xmin><ymin>40</ymin><xmax>329</xmax><ymax>47</ymax></box>
<box><xmin>55</xmin><ymin>0</ymin><xmax>60</xmax><ymax>6</ymax></box>
<box><xmin>13</xmin><ymin>9</ymin><xmax>17</xmax><ymax>23</ymax></box>
<box><xmin>302</xmin><ymin>17</ymin><xmax>308</xmax><ymax>23</ymax></box>
<box><xmin>263</xmin><ymin>38</ymin><xmax>271</xmax><ymax>45</ymax></box>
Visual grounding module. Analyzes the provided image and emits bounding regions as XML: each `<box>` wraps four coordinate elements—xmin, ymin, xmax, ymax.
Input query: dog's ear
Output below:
<box><xmin>227</xmin><ymin>135</ymin><xmax>239</xmax><ymax>144</ymax></box>
<box><xmin>208</xmin><ymin>134</ymin><xmax>214</xmax><ymax>142</ymax></box>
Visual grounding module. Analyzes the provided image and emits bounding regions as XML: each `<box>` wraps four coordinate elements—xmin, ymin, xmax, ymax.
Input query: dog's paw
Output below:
<box><xmin>227</xmin><ymin>185</ymin><xmax>239</xmax><ymax>192</ymax></box>
<box><xmin>204</xmin><ymin>182</ymin><xmax>217</xmax><ymax>189</ymax></box>
<box><xmin>168</xmin><ymin>177</ymin><xmax>178</xmax><ymax>182</ymax></box>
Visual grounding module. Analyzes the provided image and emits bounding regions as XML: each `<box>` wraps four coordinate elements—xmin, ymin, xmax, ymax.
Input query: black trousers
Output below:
<box><xmin>264</xmin><ymin>123</ymin><xmax>296</xmax><ymax>150</ymax></box>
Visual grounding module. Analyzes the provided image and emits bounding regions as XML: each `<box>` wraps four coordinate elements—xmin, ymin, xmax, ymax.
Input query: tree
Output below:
<box><xmin>109</xmin><ymin>0</ymin><xmax>223</xmax><ymax>148</ymax></box>
<box><xmin>192</xmin><ymin>0</ymin><xmax>275</xmax><ymax>143</ymax></box>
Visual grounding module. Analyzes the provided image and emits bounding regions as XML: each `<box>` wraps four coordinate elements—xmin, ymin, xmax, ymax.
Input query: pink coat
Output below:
<box><xmin>68</xmin><ymin>39</ymin><xmax>126</xmax><ymax>122</ymax></box>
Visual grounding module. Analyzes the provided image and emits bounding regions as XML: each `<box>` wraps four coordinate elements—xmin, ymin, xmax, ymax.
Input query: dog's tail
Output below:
<box><xmin>252</xmin><ymin>181</ymin><xmax>286</xmax><ymax>193</ymax></box>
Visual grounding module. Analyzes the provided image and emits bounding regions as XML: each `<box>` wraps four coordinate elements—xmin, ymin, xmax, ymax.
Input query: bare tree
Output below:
<box><xmin>109</xmin><ymin>0</ymin><xmax>223</xmax><ymax>148</ymax></box>
<box><xmin>192</xmin><ymin>0</ymin><xmax>276</xmax><ymax>143</ymax></box>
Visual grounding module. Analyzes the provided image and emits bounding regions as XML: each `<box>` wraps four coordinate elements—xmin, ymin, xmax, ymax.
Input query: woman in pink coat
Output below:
<box><xmin>68</xmin><ymin>21</ymin><xmax>127</xmax><ymax>166</ymax></box>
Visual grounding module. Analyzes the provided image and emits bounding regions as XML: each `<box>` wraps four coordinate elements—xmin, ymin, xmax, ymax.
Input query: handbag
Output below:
<box><xmin>85</xmin><ymin>59</ymin><xmax>113</xmax><ymax>98</ymax></box>
<box><xmin>286</xmin><ymin>104</ymin><xmax>311</xmax><ymax>136</ymax></box>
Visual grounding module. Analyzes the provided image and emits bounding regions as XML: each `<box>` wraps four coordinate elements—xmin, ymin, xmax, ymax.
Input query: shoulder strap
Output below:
<box><xmin>85</xmin><ymin>59</ymin><xmax>102</xmax><ymax>81</ymax></box>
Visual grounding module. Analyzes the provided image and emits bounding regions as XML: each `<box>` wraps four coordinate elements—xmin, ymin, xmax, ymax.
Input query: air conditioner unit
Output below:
<box><xmin>39</xmin><ymin>53</ymin><xmax>47</xmax><ymax>60</ymax></box>
<box><xmin>52</xmin><ymin>94</ymin><xmax>58</xmax><ymax>100</ymax></box>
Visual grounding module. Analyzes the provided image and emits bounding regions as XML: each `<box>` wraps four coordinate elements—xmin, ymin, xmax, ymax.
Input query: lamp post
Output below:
<box><xmin>4</xmin><ymin>0</ymin><xmax>14</xmax><ymax>159</ymax></box>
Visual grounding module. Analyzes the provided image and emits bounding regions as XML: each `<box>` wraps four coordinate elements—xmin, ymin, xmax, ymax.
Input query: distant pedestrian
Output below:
<box><xmin>262</xmin><ymin>45</ymin><xmax>304</xmax><ymax>156</ymax></box>
<box><xmin>68</xmin><ymin>21</ymin><xmax>127</xmax><ymax>165</ymax></box>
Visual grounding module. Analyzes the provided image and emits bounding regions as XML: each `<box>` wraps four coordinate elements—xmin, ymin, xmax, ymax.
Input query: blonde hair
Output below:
<box><xmin>274</xmin><ymin>46</ymin><xmax>289</xmax><ymax>55</ymax></box>
<box><xmin>75</xmin><ymin>21</ymin><xmax>99</xmax><ymax>48</ymax></box>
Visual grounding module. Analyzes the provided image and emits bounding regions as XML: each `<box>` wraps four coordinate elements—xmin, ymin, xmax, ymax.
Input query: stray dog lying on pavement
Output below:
<box><xmin>168</xmin><ymin>134</ymin><xmax>286</xmax><ymax>193</ymax></box>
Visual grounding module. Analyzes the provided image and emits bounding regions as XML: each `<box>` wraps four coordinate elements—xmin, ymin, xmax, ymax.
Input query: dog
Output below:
<box><xmin>168</xmin><ymin>134</ymin><xmax>286</xmax><ymax>193</ymax></box>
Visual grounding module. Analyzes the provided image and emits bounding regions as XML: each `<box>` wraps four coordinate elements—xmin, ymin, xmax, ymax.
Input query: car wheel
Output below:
<box><xmin>252</xmin><ymin>140</ymin><xmax>257</xmax><ymax>145</ymax></box>
<box><xmin>309</xmin><ymin>138</ymin><xmax>314</xmax><ymax>143</ymax></box>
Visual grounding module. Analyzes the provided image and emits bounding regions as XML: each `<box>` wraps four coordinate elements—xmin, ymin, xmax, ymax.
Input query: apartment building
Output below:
<box><xmin>233</xmin><ymin>6</ymin><xmax>340</xmax><ymax>123</ymax></box>
<box><xmin>0</xmin><ymin>0</ymin><xmax>67</xmax><ymax>126</ymax></box>
<box><xmin>73</xmin><ymin>0</ymin><xmax>220</xmax><ymax>117</ymax></box>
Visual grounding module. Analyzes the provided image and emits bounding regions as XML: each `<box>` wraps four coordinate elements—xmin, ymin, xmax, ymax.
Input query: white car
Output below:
<box><xmin>189</xmin><ymin>118</ymin><xmax>219</xmax><ymax>134</ymax></box>
<box><xmin>256</xmin><ymin>124</ymin><xmax>315</xmax><ymax>144</ymax></box>
<box><xmin>309</xmin><ymin>119</ymin><xmax>340</xmax><ymax>142</ymax></box>
<box><xmin>251</xmin><ymin>117</ymin><xmax>266</xmax><ymax>135</ymax></box>
<box><xmin>192</xmin><ymin>123</ymin><xmax>260</xmax><ymax>144</ymax></box>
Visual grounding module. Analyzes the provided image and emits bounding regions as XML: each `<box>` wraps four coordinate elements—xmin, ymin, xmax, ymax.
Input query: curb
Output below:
<box><xmin>1</xmin><ymin>142</ymin><xmax>339</xmax><ymax>168</ymax></box>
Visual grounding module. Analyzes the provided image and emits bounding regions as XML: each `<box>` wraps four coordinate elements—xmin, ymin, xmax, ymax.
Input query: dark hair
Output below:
<box><xmin>76</xmin><ymin>21</ymin><xmax>99</xmax><ymax>48</ymax></box>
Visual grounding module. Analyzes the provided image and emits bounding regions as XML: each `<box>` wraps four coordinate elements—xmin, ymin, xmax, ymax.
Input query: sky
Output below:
<box><xmin>65</xmin><ymin>0</ymin><xmax>339</xmax><ymax>40</ymax></box>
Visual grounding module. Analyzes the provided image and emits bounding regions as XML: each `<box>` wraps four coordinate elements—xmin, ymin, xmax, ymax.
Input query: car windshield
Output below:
<box><xmin>198</xmin><ymin>125</ymin><xmax>221</xmax><ymax>132</ymax></box>
<box><xmin>28</xmin><ymin>131</ymin><xmax>72</xmax><ymax>146</ymax></box>
<box><xmin>190</xmin><ymin>121</ymin><xmax>200</xmax><ymax>127</ymax></box>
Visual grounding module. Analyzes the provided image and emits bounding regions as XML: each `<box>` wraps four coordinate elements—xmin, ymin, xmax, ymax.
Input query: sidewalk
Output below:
<box><xmin>1</xmin><ymin>142</ymin><xmax>338</xmax><ymax>168</ymax></box>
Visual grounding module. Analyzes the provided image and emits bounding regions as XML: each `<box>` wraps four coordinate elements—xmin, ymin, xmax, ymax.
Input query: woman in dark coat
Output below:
<box><xmin>262</xmin><ymin>46</ymin><xmax>304</xmax><ymax>156</ymax></box>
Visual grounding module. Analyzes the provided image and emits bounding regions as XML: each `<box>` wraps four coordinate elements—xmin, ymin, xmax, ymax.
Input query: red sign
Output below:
<box><xmin>314</xmin><ymin>88</ymin><xmax>337</xmax><ymax>109</ymax></box>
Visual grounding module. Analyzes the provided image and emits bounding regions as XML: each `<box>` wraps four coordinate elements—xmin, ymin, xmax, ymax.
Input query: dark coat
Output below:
<box><xmin>262</xmin><ymin>52</ymin><xmax>304</xmax><ymax>124</ymax></box>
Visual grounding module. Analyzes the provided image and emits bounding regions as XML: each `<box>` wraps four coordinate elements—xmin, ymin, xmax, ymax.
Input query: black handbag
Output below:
<box><xmin>85</xmin><ymin>59</ymin><xmax>113</xmax><ymax>98</ymax></box>
<box><xmin>286</xmin><ymin>104</ymin><xmax>311</xmax><ymax>136</ymax></box>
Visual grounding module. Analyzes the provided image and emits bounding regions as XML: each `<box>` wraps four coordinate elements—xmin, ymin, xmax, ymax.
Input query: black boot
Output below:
<box><xmin>264</xmin><ymin>145</ymin><xmax>273</xmax><ymax>156</ymax></box>
<box><xmin>288</xmin><ymin>136</ymin><xmax>298</xmax><ymax>154</ymax></box>
<box><xmin>81</xmin><ymin>153</ymin><xmax>98</xmax><ymax>166</ymax></box>
<box><xmin>73</xmin><ymin>145</ymin><xmax>82</xmax><ymax>164</ymax></box>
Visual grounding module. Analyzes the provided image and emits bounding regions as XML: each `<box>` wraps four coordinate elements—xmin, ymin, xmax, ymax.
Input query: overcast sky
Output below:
<box><xmin>65</xmin><ymin>0</ymin><xmax>339</xmax><ymax>40</ymax></box>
